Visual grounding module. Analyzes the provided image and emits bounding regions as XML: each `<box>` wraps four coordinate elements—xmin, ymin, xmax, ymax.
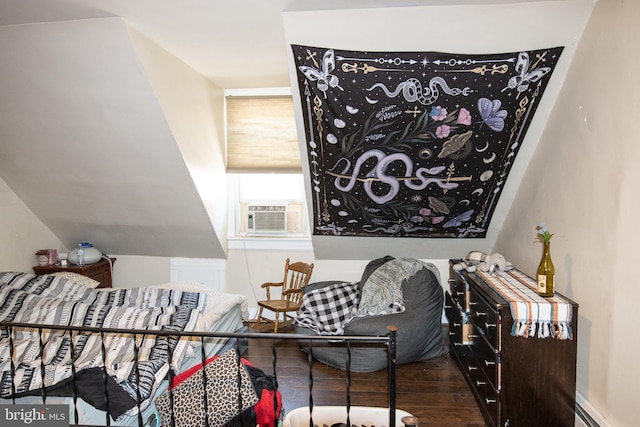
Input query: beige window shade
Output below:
<box><xmin>226</xmin><ymin>95</ymin><xmax>302</xmax><ymax>173</ymax></box>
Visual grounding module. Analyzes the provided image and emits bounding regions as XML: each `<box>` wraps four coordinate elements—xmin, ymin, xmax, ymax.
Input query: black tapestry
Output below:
<box><xmin>292</xmin><ymin>45</ymin><xmax>563</xmax><ymax>238</ymax></box>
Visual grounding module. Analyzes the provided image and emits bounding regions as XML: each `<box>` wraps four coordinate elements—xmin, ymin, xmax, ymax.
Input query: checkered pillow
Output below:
<box><xmin>294</xmin><ymin>282</ymin><xmax>359</xmax><ymax>335</ymax></box>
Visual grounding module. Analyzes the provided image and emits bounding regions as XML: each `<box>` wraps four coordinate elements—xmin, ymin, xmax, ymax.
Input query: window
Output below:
<box><xmin>224</xmin><ymin>89</ymin><xmax>310</xmax><ymax>244</ymax></box>
<box><xmin>225</xmin><ymin>89</ymin><xmax>301</xmax><ymax>173</ymax></box>
<box><xmin>228</xmin><ymin>174</ymin><xmax>310</xmax><ymax>238</ymax></box>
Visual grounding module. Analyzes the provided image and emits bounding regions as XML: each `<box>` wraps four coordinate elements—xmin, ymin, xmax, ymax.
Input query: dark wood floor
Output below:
<box><xmin>244</xmin><ymin>323</ymin><xmax>486</xmax><ymax>427</ymax></box>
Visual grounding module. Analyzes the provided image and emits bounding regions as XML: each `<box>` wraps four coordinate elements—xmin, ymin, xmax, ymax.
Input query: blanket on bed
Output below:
<box><xmin>0</xmin><ymin>272</ymin><xmax>207</xmax><ymax>419</ymax></box>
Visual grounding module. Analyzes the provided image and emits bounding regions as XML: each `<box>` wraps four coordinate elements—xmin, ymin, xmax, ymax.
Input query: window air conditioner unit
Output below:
<box><xmin>247</xmin><ymin>205</ymin><xmax>287</xmax><ymax>233</ymax></box>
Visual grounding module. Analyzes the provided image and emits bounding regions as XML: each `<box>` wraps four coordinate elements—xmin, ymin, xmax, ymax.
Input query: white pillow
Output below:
<box><xmin>146</xmin><ymin>282</ymin><xmax>248</xmax><ymax>329</ymax></box>
<box><xmin>50</xmin><ymin>272</ymin><xmax>101</xmax><ymax>288</ymax></box>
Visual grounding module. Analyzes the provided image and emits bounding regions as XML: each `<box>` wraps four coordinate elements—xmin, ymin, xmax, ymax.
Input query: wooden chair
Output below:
<box><xmin>256</xmin><ymin>258</ymin><xmax>314</xmax><ymax>332</ymax></box>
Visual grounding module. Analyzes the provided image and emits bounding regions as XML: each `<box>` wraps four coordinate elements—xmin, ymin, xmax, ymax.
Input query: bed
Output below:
<box><xmin>0</xmin><ymin>271</ymin><xmax>247</xmax><ymax>426</ymax></box>
<box><xmin>0</xmin><ymin>271</ymin><xmax>403</xmax><ymax>427</ymax></box>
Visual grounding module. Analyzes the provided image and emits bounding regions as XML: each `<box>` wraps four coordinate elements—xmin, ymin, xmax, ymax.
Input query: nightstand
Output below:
<box><xmin>33</xmin><ymin>257</ymin><xmax>116</xmax><ymax>288</ymax></box>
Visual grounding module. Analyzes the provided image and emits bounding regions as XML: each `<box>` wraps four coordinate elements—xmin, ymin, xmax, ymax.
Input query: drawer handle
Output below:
<box><xmin>467</xmin><ymin>334</ymin><xmax>480</xmax><ymax>339</ymax></box>
<box><xmin>484</xmin><ymin>360</ymin><xmax>496</xmax><ymax>366</ymax></box>
<box><xmin>469</xmin><ymin>301</ymin><xmax>478</xmax><ymax>306</ymax></box>
<box><xmin>475</xmin><ymin>311</ymin><xmax>487</xmax><ymax>316</ymax></box>
<box><xmin>485</xmin><ymin>398</ymin><xmax>497</xmax><ymax>404</ymax></box>
<box><xmin>476</xmin><ymin>380</ymin><xmax>486</xmax><ymax>386</ymax></box>
<box><xmin>468</xmin><ymin>366</ymin><xmax>478</xmax><ymax>371</ymax></box>
<box><xmin>444</xmin><ymin>304</ymin><xmax>452</xmax><ymax>309</ymax></box>
<box><xmin>453</xmin><ymin>322</ymin><xmax>461</xmax><ymax>327</ymax></box>
<box><xmin>454</xmin><ymin>342</ymin><xmax>463</xmax><ymax>346</ymax></box>
<box><xmin>485</xmin><ymin>323</ymin><xmax>496</xmax><ymax>328</ymax></box>
<box><xmin>457</xmin><ymin>292</ymin><xmax>465</xmax><ymax>297</ymax></box>
<box><xmin>449</xmin><ymin>332</ymin><xmax>456</xmax><ymax>336</ymax></box>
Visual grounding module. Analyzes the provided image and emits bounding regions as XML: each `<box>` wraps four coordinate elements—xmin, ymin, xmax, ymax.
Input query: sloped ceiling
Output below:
<box><xmin>0</xmin><ymin>0</ymin><xmax>595</xmax><ymax>260</ymax></box>
<box><xmin>0</xmin><ymin>18</ymin><xmax>225</xmax><ymax>258</ymax></box>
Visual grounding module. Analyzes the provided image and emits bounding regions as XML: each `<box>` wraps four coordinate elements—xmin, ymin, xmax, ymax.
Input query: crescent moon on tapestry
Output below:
<box><xmin>476</xmin><ymin>141</ymin><xmax>489</xmax><ymax>152</ymax></box>
<box><xmin>483</xmin><ymin>152</ymin><xmax>497</xmax><ymax>163</ymax></box>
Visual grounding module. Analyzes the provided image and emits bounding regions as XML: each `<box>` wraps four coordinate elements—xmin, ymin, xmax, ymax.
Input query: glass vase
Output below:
<box><xmin>536</xmin><ymin>240</ymin><xmax>555</xmax><ymax>297</ymax></box>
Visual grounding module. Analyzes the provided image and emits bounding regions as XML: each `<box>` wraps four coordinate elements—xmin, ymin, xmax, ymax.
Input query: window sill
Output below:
<box><xmin>227</xmin><ymin>236</ymin><xmax>313</xmax><ymax>251</ymax></box>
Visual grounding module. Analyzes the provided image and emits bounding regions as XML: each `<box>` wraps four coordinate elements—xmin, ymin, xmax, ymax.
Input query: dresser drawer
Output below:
<box><xmin>468</xmin><ymin>335</ymin><xmax>499</xmax><ymax>391</ymax></box>
<box><xmin>445</xmin><ymin>292</ymin><xmax>475</xmax><ymax>345</ymax></box>
<box><xmin>444</xmin><ymin>292</ymin><xmax>463</xmax><ymax>345</ymax></box>
<box><xmin>468</xmin><ymin>289</ymin><xmax>500</xmax><ymax>349</ymax></box>
<box><xmin>463</xmin><ymin>348</ymin><xmax>500</xmax><ymax>427</ymax></box>
<box><xmin>470</xmin><ymin>372</ymin><xmax>500</xmax><ymax>427</ymax></box>
<box><xmin>449</xmin><ymin>272</ymin><xmax>469</xmax><ymax>309</ymax></box>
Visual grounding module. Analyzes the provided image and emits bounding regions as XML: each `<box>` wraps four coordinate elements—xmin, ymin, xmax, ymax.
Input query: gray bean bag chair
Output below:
<box><xmin>294</xmin><ymin>256</ymin><xmax>446</xmax><ymax>372</ymax></box>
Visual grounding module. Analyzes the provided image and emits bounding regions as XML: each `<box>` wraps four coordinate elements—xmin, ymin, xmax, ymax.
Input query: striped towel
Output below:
<box><xmin>475</xmin><ymin>269</ymin><xmax>573</xmax><ymax>340</ymax></box>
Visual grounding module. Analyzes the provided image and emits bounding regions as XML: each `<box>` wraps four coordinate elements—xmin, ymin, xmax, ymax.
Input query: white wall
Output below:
<box><xmin>128</xmin><ymin>25</ymin><xmax>229</xmax><ymax>254</ymax></box>
<box><xmin>0</xmin><ymin>18</ymin><xmax>223</xmax><ymax>259</ymax></box>
<box><xmin>226</xmin><ymin>241</ymin><xmax>316</xmax><ymax>315</ymax></box>
<box><xmin>0</xmin><ymin>167</ymin><xmax>178</xmax><ymax>283</ymax></box>
<box><xmin>225</xmin><ymin>239</ymin><xmax>449</xmax><ymax>319</ymax></box>
<box><xmin>495</xmin><ymin>1</ymin><xmax>639</xmax><ymax>425</ymax></box>
<box><xmin>0</xmin><ymin>176</ymin><xmax>67</xmax><ymax>272</ymax></box>
<box><xmin>109</xmin><ymin>255</ymin><xmax>172</xmax><ymax>288</ymax></box>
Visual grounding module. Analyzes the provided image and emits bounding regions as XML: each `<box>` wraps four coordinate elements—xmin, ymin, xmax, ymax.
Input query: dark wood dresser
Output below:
<box><xmin>33</xmin><ymin>258</ymin><xmax>116</xmax><ymax>289</ymax></box>
<box><xmin>445</xmin><ymin>260</ymin><xmax>578</xmax><ymax>427</ymax></box>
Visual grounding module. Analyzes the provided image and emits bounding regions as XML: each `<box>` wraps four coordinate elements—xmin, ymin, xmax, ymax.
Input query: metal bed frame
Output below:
<box><xmin>0</xmin><ymin>321</ymin><xmax>398</xmax><ymax>427</ymax></box>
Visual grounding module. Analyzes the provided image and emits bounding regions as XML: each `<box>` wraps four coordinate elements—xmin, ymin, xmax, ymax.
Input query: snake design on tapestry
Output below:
<box><xmin>332</xmin><ymin>149</ymin><xmax>459</xmax><ymax>204</ymax></box>
<box><xmin>367</xmin><ymin>77</ymin><xmax>471</xmax><ymax>105</ymax></box>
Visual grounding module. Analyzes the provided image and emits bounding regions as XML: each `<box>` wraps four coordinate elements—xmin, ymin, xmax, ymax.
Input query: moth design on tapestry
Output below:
<box><xmin>292</xmin><ymin>45</ymin><xmax>563</xmax><ymax>238</ymax></box>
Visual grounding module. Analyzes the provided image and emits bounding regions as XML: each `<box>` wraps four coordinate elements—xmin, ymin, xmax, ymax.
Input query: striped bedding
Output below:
<box><xmin>0</xmin><ymin>272</ymin><xmax>206</xmax><ymax>418</ymax></box>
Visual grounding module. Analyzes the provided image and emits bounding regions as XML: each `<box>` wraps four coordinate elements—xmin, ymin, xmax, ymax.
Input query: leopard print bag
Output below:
<box><xmin>155</xmin><ymin>348</ymin><xmax>259</xmax><ymax>427</ymax></box>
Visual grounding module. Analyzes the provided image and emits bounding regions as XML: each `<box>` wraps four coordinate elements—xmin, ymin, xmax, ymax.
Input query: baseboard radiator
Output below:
<box><xmin>575</xmin><ymin>402</ymin><xmax>601</xmax><ymax>427</ymax></box>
